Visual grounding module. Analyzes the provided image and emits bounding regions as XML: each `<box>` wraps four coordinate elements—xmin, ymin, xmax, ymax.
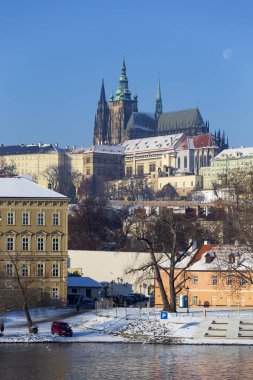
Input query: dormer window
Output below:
<box><xmin>205</xmin><ymin>252</ymin><xmax>216</xmax><ymax>263</ymax></box>
<box><xmin>229</xmin><ymin>253</ymin><xmax>235</xmax><ymax>264</ymax></box>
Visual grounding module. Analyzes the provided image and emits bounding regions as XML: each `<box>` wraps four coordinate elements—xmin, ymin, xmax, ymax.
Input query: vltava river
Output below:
<box><xmin>0</xmin><ymin>343</ymin><xmax>252</xmax><ymax>380</ymax></box>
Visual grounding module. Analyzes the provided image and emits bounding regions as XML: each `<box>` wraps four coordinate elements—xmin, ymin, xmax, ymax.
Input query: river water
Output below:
<box><xmin>0</xmin><ymin>343</ymin><xmax>252</xmax><ymax>380</ymax></box>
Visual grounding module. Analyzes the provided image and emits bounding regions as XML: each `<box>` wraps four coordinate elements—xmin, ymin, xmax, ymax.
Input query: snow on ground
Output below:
<box><xmin>1</xmin><ymin>307</ymin><xmax>253</xmax><ymax>344</ymax></box>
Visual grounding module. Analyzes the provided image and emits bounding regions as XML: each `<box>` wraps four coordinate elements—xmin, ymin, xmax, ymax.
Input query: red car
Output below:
<box><xmin>51</xmin><ymin>321</ymin><xmax>73</xmax><ymax>337</ymax></box>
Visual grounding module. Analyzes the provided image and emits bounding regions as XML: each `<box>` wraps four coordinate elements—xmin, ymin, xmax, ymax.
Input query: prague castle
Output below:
<box><xmin>93</xmin><ymin>59</ymin><xmax>226</xmax><ymax>147</ymax></box>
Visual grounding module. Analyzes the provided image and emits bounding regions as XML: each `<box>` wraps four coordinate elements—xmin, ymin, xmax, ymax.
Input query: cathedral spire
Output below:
<box><xmin>155</xmin><ymin>79</ymin><xmax>163</xmax><ymax>118</ymax></box>
<box><xmin>114</xmin><ymin>58</ymin><xmax>132</xmax><ymax>101</ymax></box>
<box><xmin>99</xmin><ymin>79</ymin><xmax>106</xmax><ymax>103</ymax></box>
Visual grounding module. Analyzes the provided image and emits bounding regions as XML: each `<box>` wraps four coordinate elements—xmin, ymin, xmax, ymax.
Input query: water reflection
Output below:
<box><xmin>0</xmin><ymin>343</ymin><xmax>253</xmax><ymax>380</ymax></box>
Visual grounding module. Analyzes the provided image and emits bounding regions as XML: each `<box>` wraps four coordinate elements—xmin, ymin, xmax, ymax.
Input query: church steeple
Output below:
<box><xmin>155</xmin><ymin>79</ymin><xmax>163</xmax><ymax>118</ymax></box>
<box><xmin>93</xmin><ymin>80</ymin><xmax>109</xmax><ymax>145</ymax></box>
<box><xmin>99</xmin><ymin>79</ymin><xmax>106</xmax><ymax>103</ymax></box>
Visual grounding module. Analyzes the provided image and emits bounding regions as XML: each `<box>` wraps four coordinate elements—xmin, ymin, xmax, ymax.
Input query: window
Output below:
<box><xmin>137</xmin><ymin>166</ymin><xmax>144</xmax><ymax>176</ymax></box>
<box><xmin>226</xmin><ymin>276</ymin><xmax>232</xmax><ymax>286</ymax></box>
<box><xmin>126</xmin><ymin>167</ymin><xmax>132</xmax><ymax>176</ymax></box>
<box><xmin>7</xmin><ymin>237</ymin><xmax>14</xmax><ymax>251</ymax></box>
<box><xmin>7</xmin><ymin>212</ymin><xmax>15</xmax><ymax>225</ymax></box>
<box><xmin>37</xmin><ymin>237</ymin><xmax>45</xmax><ymax>251</ymax></box>
<box><xmin>52</xmin><ymin>287</ymin><xmax>59</xmax><ymax>299</ymax></box>
<box><xmin>241</xmin><ymin>275</ymin><xmax>247</xmax><ymax>286</ymax></box>
<box><xmin>37</xmin><ymin>212</ymin><xmax>44</xmax><ymax>226</ymax></box>
<box><xmin>52</xmin><ymin>213</ymin><xmax>60</xmax><ymax>226</ymax></box>
<box><xmin>22</xmin><ymin>237</ymin><xmax>29</xmax><ymax>251</ymax></box>
<box><xmin>229</xmin><ymin>254</ymin><xmax>235</xmax><ymax>264</ymax></box>
<box><xmin>52</xmin><ymin>237</ymin><xmax>59</xmax><ymax>251</ymax></box>
<box><xmin>22</xmin><ymin>212</ymin><xmax>30</xmax><ymax>225</ymax></box>
<box><xmin>86</xmin><ymin>169</ymin><xmax>90</xmax><ymax>175</ymax></box>
<box><xmin>52</xmin><ymin>263</ymin><xmax>59</xmax><ymax>277</ymax></box>
<box><xmin>86</xmin><ymin>157</ymin><xmax>90</xmax><ymax>163</ymax></box>
<box><xmin>37</xmin><ymin>263</ymin><xmax>44</xmax><ymax>277</ymax></box>
<box><xmin>149</xmin><ymin>164</ymin><xmax>156</xmax><ymax>173</ymax></box>
<box><xmin>211</xmin><ymin>275</ymin><xmax>217</xmax><ymax>285</ymax></box>
<box><xmin>21</xmin><ymin>264</ymin><xmax>29</xmax><ymax>277</ymax></box>
<box><xmin>178</xmin><ymin>157</ymin><xmax>181</xmax><ymax>168</ymax></box>
<box><xmin>193</xmin><ymin>276</ymin><xmax>198</xmax><ymax>285</ymax></box>
<box><xmin>184</xmin><ymin>156</ymin><xmax>187</xmax><ymax>168</ymax></box>
<box><xmin>6</xmin><ymin>263</ymin><xmax>13</xmax><ymax>277</ymax></box>
<box><xmin>193</xmin><ymin>296</ymin><xmax>198</xmax><ymax>305</ymax></box>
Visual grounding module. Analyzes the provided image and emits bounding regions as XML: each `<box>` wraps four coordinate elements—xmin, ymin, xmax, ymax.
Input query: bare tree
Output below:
<box><xmin>0</xmin><ymin>253</ymin><xmax>38</xmax><ymax>333</ymax></box>
<box><xmin>124</xmin><ymin>210</ymin><xmax>198</xmax><ymax>311</ymax></box>
<box><xmin>43</xmin><ymin>165</ymin><xmax>81</xmax><ymax>202</ymax></box>
<box><xmin>0</xmin><ymin>157</ymin><xmax>16</xmax><ymax>176</ymax></box>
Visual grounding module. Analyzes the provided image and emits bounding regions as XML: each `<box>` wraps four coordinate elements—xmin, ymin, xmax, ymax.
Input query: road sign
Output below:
<box><xmin>160</xmin><ymin>311</ymin><xmax>168</xmax><ymax>319</ymax></box>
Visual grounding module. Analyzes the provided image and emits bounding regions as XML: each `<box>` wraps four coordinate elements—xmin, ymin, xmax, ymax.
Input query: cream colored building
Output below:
<box><xmin>156</xmin><ymin>174</ymin><xmax>203</xmax><ymax>196</ymax></box>
<box><xmin>0</xmin><ymin>177</ymin><xmax>68</xmax><ymax>306</ymax></box>
<box><xmin>201</xmin><ymin>147</ymin><xmax>253</xmax><ymax>190</ymax></box>
<box><xmin>0</xmin><ymin>143</ymin><xmax>65</xmax><ymax>187</ymax></box>
<box><xmin>123</xmin><ymin>134</ymin><xmax>184</xmax><ymax>177</ymax></box>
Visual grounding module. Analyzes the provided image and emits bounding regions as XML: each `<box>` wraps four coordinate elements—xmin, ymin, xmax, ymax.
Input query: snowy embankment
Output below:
<box><xmin>1</xmin><ymin>307</ymin><xmax>253</xmax><ymax>345</ymax></box>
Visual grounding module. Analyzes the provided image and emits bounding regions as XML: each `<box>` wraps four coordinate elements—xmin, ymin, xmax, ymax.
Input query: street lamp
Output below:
<box><xmin>186</xmin><ymin>286</ymin><xmax>189</xmax><ymax>315</ymax></box>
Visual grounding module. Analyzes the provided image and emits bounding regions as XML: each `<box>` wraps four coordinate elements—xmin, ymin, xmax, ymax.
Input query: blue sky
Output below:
<box><xmin>0</xmin><ymin>0</ymin><xmax>253</xmax><ymax>148</ymax></box>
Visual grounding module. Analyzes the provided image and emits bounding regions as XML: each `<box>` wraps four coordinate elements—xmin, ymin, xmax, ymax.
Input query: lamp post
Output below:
<box><xmin>186</xmin><ymin>286</ymin><xmax>189</xmax><ymax>315</ymax></box>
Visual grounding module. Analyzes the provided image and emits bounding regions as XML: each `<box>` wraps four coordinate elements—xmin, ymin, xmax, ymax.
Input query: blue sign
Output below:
<box><xmin>160</xmin><ymin>311</ymin><xmax>168</xmax><ymax>320</ymax></box>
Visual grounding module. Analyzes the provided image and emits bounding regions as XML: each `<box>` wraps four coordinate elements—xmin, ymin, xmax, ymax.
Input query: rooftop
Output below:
<box><xmin>215</xmin><ymin>147</ymin><xmax>253</xmax><ymax>160</ymax></box>
<box><xmin>0</xmin><ymin>177</ymin><xmax>67</xmax><ymax>199</ymax></box>
<box><xmin>122</xmin><ymin>133</ymin><xmax>184</xmax><ymax>153</ymax></box>
<box><xmin>0</xmin><ymin>143</ymin><xmax>63</xmax><ymax>156</ymax></box>
<box><xmin>68</xmin><ymin>276</ymin><xmax>104</xmax><ymax>288</ymax></box>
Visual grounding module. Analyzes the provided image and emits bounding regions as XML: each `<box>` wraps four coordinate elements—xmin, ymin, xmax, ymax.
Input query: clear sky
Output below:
<box><xmin>0</xmin><ymin>0</ymin><xmax>252</xmax><ymax>148</ymax></box>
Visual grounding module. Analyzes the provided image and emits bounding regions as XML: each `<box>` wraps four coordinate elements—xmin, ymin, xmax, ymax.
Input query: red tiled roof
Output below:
<box><xmin>179</xmin><ymin>134</ymin><xmax>215</xmax><ymax>149</ymax></box>
<box><xmin>192</xmin><ymin>244</ymin><xmax>216</xmax><ymax>264</ymax></box>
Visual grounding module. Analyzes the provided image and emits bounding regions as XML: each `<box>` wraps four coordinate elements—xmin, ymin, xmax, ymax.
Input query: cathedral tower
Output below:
<box><xmin>108</xmin><ymin>59</ymin><xmax>138</xmax><ymax>144</ymax></box>
<box><xmin>155</xmin><ymin>79</ymin><xmax>163</xmax><ymax>118</ymax></box>
<box><xmin>93</xmin><ymin>80</ymin><xmax>109</xmax><ymax>145</ymax></box>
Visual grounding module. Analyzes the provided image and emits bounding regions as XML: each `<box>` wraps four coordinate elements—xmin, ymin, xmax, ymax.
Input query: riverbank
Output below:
<box><xmin>1</xmin><ymin>307</ymin><xmax>253</xmax><ymax>345</ymax></box>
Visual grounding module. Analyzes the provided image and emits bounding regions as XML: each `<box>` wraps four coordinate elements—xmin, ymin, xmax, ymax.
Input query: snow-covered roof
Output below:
<box><xmin>188</xmin><ymin>245</ymin><xmax>253</xmax><ymax>271</ymax></box>
<box><xmin>215</xmin><ymin>147</ymin><xmax>253</xmax><ymax>160</ymax></box>
<box><xmin>68</xmin><ymin>276</ymin><xmax>104</xmax><ymax>288</ymax></box>
<box><xmin>84</xmin><ymin>145</ymin><xmax>125</xmax><ymax>155</ymax></box>
<box><xmin>122</xmin><ymin>133</ymin><xmax>184</xmax><ymax>153</ymax></box>
<box><xmin>0</xmin><ymin>177</ymin><xmax>67</xmax><ymax>199</ymax></box>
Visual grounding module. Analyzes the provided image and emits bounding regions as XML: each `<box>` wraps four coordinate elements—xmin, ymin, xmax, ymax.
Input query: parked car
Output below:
<box><xmin>51</xmin><ymin>321</ymin><xmax>73</xmax><ymax>337</ymax></box>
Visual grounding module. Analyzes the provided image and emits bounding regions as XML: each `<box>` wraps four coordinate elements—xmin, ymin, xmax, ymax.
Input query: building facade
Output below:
<box><xmin>0</xmin><ymin>177</ymin><xmax>68</xmax><ymax>307</ymax></box>
<box><xmin>201</xmin><ymin>147</ymin><xmax>253</xmax><ymax>190</ymax></box>
<box><xmin>155</xmin><ymin>243</ymin><xmax>253</xmax><ymax>308</ymax></box>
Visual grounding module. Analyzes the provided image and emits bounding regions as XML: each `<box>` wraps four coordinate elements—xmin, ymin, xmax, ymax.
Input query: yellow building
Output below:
<box><xmin>156</xmin><ymin>174</ymin><xmax>203</xmax><ymax>196</ymax></box>
<box><xmin>123</xmin><ymin>134</ymin><xmax>184</xmax><ymax>177</ymax></box>
<box><xmin>155</xmin><ymin>243</ymin><xmax>253</xmax><ymax>308</ymax></box>
<box><xmin>0</xmin><ymin>143</ymin><xmax>65</xmax><ymax>187</ymax></box>
<box><xmin>201</xmin><ymin>147</ymin><xmax>253</xmax><ymax>190</ymax></box>
<box><xmin>0</xmin><ymin>177</ymin><xmax>68</xmax><ymax>306</ymax></box>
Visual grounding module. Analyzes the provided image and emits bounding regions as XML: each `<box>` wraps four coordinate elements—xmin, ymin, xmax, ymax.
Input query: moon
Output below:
<box><xmin>223</xmin><ymin>48</ymin><xmax>232</xmax><ymax>60</ymax></box>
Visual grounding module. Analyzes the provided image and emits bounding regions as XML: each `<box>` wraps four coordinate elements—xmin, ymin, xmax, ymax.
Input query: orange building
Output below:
<box><xmin>155</xmin><ymin>243</ymin><xmax>253</xmax><ymax>308</ymax></box>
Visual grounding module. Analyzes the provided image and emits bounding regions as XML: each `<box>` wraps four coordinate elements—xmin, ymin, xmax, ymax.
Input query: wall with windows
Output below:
<box><xmin>0</xmin><ymin>197</ymin><xmax>68</xmax><ymax>306</ymax></box>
